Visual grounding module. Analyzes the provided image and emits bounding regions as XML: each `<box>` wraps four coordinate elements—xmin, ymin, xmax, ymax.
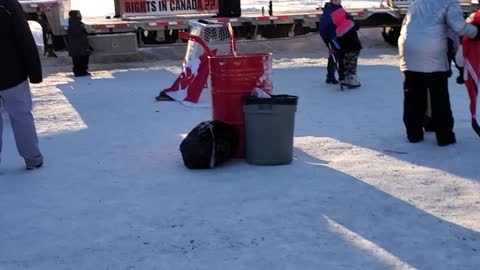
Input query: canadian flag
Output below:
<box><xmin>458</xmin><ymin>10</ymin><xmax>480</xmax><ymax>135</ymax></box>
<box><xmin>461</xmin><ymin>12</ymin><xmax>480</xmax><ymax>119</ymax></box>
<box><xmin>158</xmin><ymin>49</ymin><xmax>216</xmax><ymax>107</ymax></box>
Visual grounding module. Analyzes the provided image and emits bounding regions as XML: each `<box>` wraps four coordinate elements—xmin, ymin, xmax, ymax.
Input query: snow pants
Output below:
<box><xmin>72</xmin><ymin>55</ymin><xmax>90</xmax><ymax>77</ymax></box>
<box><xmin>0</xmin><ymin>80</ymin><xmax>43</xmax><ymax>166</ymax></box>
<box><xmin>403</xmin><ymin>71</ymin><xmax>455</xmax><ymax>145</ymax></box>
<box><xmin>343</xmin><ymin>50</ymin><xmax>360</xmax><ymax>78</ymax></box>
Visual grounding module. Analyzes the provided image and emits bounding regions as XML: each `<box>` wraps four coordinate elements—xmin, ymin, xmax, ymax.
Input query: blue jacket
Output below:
<box><xmin>319</xmin><ymin>3</ymin><xmax>361</xmax><ymax>52</ymax></box>
<box><xmin>319</xmin><ymin>3</ymin><xmax>342</xmax><ymax>48</ymax></box>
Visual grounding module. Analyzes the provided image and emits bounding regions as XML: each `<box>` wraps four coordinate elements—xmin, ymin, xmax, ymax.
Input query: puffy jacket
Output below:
<box><xmin>319</xmin><ymin>3</ymin><xmax>340</xmax><ymax>44</ymax></box>
<box><xmin>0</xmin><ymin>0</ymin><xmax>42</xmax><ymax>91</ymax></box>
<box><xmin>67</xmin><ymin>14</ymin><xmax>90</xmax><ymax>57</ymax></box>
<box><xmin>331</xmin><ymin>8</ymin><xmax>354</xmax><ymax>37</ymax></box>
<box><xmin>319</xmin><ymin>3</ymin><xmax>361</xmax><ymax>52</ymax></box>
<box><xmin>398</xmin><ymin>0</ymin><xmax>478</xmax><ymax>72</ymax></box>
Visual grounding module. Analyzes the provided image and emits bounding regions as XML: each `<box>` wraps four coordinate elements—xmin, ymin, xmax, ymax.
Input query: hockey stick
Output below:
<box><xmin>473</xmin><ymin>118</ymin><xmax>480</xmax><ymax>137</ymax></box>
<box><xmin>326</xmin><ymin>43</ymin><xmax>343</xmax><ymax>91</ymax></box>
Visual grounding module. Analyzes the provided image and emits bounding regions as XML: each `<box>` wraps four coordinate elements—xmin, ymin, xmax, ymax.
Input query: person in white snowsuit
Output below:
<box><xmin>398</xmin><ymin>0</ymin><xmax>479</xmax><ymax>146</ymax></box>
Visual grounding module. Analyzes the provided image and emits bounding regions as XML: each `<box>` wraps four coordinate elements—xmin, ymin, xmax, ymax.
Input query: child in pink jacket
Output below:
<box><xmin>319</xmin><ymin>0</ymin><xmax>362</xmax><ymax>88</ymax></box>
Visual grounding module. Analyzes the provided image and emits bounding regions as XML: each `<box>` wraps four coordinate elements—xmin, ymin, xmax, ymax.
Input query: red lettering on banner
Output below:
<box><xmin>198</xmin><ymin>0</ymin><xmax>218</xmax><ymax>11</ymax></box>
<box><xmin>122</xmin><ymin>0</ymin><xmax>147</xmax><ymax>13</ymax></box>
<box><xmin>121</xmin><ymin>0</ymin><xmax>218</xmax><ymax>15</ymax></box>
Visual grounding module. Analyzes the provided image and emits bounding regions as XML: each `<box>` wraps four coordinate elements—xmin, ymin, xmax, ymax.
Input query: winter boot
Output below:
<box><xmin>326</xmin><ymin>76</ymin><xmax>339</xmax><ymax>84</ymax></box>
<box><xmin>456</xmin><ymin>75</ymin><xmax>464</xmax><ymax>84</ymax></box>
<box><xmin>26</xmin><ymin>162</ymin><xmax>43</xmax><ymax>170</ymax></box>
<box><xmin>407</xmin><ymin>129</ymin><xmax>424</xmax><ymax>143</ymax></box>
<box><xmin>341</xmin><ymin>75</ymin><xmax>361</xmax><ymax>89</ymax></box>
<box><xmin>436</xmin><ymin>131</ymin><xmax>456</xmax><ymax>146</ymax></box>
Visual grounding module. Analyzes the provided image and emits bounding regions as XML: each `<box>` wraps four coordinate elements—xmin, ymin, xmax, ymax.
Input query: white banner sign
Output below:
<box><xmin>120</xmin><ymin>0</ymin><xmax>219</xmax><ymax>17</ymax></box>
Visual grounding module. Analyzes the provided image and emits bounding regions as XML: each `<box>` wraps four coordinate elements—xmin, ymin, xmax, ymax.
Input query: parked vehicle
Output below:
<box><xmin>19</xmin><ymin>0</ymin><xmax>480</xmax><ymax>56</ymax></box>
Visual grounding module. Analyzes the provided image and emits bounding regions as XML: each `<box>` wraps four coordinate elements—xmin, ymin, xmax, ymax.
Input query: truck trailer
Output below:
<box><xmin>18</xmin><ymin>0</ymin><xmax>480</xmax><ymax>57</ymax></box>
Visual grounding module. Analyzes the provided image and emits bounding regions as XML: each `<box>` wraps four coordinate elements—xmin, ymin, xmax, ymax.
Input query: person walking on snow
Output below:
<box><xmin>319</xmin><ymin>0</ymin><xmax>362</xmax><ymax>88</ymax></box>
<box><xmin>68</xmin><ymin>10</ymin><xmax>92</xmax><ymax>77</ymax></box>
<box><xmin>0</xmin><ymin>0</ymin><xmax>44</xmax><ymax>169</ymax></box>
<box><xmin>398</xmin><ymin>0</ymin><xmax>480</xmax><ymax>146</ymax></box>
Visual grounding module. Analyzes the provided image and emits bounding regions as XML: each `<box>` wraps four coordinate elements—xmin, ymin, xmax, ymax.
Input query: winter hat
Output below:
<box><xmin>69</xmin><ymin>10</ymin><xmax>80</xmax><ymax>18</ymax></box>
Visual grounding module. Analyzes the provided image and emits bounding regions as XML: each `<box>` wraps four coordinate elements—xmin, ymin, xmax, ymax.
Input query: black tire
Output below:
<box><xmin>381</xmin><ymin>26</ymin><xmax>401</xmax><ymax>47</ymax></box>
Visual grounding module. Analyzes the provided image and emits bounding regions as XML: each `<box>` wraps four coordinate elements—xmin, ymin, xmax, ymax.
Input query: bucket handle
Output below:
<box><xmin>179</xmin><ymin>31</ymin><xmax>214</xmax><ymax>57</ymax></box>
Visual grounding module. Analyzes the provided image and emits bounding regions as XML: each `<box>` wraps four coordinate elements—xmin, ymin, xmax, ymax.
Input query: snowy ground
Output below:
<box><xmin>1</xmin><ymin>28</ymin><xmax>480</xmax><ymax>269</ymax></box>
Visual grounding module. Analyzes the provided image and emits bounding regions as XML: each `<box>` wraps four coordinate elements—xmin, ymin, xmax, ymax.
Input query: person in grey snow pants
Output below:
<box><xmin>0</xmin><ymin>0</ymin><xmax>43</xmax><ymax>169</ymax></box>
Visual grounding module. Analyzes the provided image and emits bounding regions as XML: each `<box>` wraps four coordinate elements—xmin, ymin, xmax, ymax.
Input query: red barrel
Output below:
<box><xmin>209</xmin><ymin>53</ymin><xmax>273</xmax><ymax>158</ymax></box>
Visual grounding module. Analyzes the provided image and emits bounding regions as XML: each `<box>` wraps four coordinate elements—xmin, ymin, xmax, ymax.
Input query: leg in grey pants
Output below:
<box><xmin>0</xmin><ymin>80</ymin><xmax>43</xmax><ymax>167</ymax></box>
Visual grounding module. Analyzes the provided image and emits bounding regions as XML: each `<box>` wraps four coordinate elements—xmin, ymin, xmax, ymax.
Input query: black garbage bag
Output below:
<box><xmin>180</xmin><ymin>121</ymin><xmax>239</xmax><ymax>169</ymax></box>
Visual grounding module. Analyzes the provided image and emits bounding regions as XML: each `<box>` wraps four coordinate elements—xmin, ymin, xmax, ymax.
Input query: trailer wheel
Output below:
<box><xmin>382</xmin><ymin>26</ymin><xmax>400</xmax><ymax>47</ymax></box>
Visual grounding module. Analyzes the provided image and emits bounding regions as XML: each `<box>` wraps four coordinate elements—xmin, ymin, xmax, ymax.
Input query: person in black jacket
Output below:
<box><xmin>0</xmin><ymin>0</ymin><xmax>44</xmax><ymax>170</ymax></box>
<box><xmin>68</xmin><ymin>10</ymin><xmax>92</xmax><ymax>77</ymax></box>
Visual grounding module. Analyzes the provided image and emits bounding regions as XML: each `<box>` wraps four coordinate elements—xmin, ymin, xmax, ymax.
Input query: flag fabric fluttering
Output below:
<box><xmin>156</xmin><ymin>49</ymin><xmax>215</xmax><ymax>107</ymax></box>
<box><xmin>460</xmin><ymin>11</ymin><xmax>480</xmax><ymax>136</ymax></box>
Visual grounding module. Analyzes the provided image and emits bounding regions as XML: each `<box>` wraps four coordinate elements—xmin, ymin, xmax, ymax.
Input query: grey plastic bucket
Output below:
<box><xmin>243</xmin><ymin>95</ymin><xmax>298</xmax><ymax>165</ymax></box>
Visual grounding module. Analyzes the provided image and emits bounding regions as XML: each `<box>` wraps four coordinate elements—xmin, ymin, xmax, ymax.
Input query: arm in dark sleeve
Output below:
<box><xmin>319</xmin><ymin>14</ymin><xmax>337</xmax><ymax>41</ymax></box>
<box><xmin>319</xmin><ymin>16</ymin><xmax>329</xmax><ymax>40</ymax></box>
<box><xmin>10</xmin><ymin>0</ymin><xmax>42</xmax><ymax>84</ymax></box>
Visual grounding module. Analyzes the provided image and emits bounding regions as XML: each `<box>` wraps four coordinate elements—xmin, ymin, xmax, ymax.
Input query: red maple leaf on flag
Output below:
<box><xmin>160</xmin><ymin>49</ymin><xmax>216</xmax><ymax>104</ymax></box>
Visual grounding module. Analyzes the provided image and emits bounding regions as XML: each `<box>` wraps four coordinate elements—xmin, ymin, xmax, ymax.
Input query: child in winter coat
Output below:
<box><xmin>68</xmin><ymin>10</ymin><xmax>92</xmax><ymax>77</ymax></box>
<box><xmin>319</xmin><ymin>0</ymin><xmax>362</xmax><ymax>88</ymax></box>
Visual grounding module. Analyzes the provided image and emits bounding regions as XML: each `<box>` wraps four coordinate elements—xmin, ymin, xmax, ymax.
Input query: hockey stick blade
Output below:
<box><xmin>472</xmin><ymin>118</ymin><xmax>480</xmax><ymax>137</ymax></box>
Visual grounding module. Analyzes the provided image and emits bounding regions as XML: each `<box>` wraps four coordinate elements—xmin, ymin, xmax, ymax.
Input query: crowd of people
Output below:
<box><xmin>398</xmin><ymin>0</ymin><xmax>479</xmax><ymax>146</ymax></box>
<box><xmin>320</xmin><ymin>0</ymin><xmax>480</xmax><ymax>147</ymax></box>
<box><xmin>1</xmin><ymin>0</ymin><xmax>480</xmax><ymax>169</ymax></box>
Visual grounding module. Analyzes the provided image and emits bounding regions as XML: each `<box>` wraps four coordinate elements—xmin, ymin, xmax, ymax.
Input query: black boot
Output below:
<box><xmin>456</xmin><ymin>75</ymin><xmax>464</xmax><ymax>84</ymax></box>
<box><xmin>407</xmin><ymin>129</ymin><xmax>424</xmax><ymax>143</ymax></box>
<box><xmin>326</xmin><ymin>76</ymin><xmax>339</xmax><ymax>84</ymax></box>
<box><xmin>436</xmin><ymin>131</ymin><xmax>456</xmax><ymax>146</ymax></box>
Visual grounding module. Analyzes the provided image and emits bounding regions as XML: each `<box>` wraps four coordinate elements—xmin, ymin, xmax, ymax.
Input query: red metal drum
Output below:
<box><xmin>209</xmin><ymin>53</ymin><xmax>273</xmax><ymax>158</ymax></box>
